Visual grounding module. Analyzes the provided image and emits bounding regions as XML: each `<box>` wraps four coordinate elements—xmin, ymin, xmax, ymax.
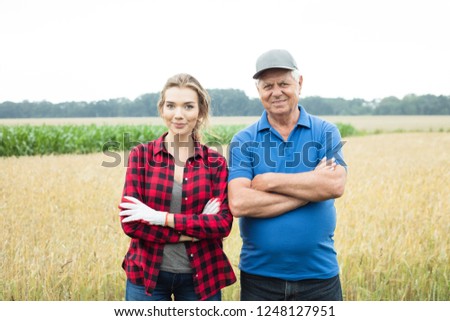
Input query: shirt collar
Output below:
<box><xmin>153</xmin><ymin>133</ymin><xmax>205</xmax><ymax>159</ymax></box>
<box><xmin>257</xmin><ymin>104</ymin><xmax>311</xmax><ymax>132</ymax></box>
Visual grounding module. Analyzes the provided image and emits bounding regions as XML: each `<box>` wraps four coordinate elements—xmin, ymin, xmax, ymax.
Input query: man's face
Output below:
<box><xmin>256</xmin><ymin>69</ymin><xmax>302</xmax><ymax>117</ymax></box>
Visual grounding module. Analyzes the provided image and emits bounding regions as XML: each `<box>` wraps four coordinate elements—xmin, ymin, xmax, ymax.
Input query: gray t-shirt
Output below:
<box><xmin>160</xmin><ymin>181</ymin><xmax>194</xmax><ymax>273</ymax></box>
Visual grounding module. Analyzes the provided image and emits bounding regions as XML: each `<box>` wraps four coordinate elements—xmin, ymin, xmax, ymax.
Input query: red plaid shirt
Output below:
<box><xmin>120</xmin><ymin>133</ymin><xmax>236</xmax><ymax>300</ymax></box>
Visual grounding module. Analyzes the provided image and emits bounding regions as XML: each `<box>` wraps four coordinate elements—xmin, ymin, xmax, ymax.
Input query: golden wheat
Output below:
<box><xmin>1</xmin><ymin>132</ymin><xmax>449</xmax><ymax>300</ymax></box>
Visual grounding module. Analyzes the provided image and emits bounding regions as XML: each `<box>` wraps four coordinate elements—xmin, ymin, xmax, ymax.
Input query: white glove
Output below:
<box><xmin>119</xmin><ymin>196</ymin><xmax>167</xmax><ymax>225</ymax></box>
<box><xmin>202</xmin><ymin>198</ymin><xmax>220</xmax><ymax>215</ymax></box>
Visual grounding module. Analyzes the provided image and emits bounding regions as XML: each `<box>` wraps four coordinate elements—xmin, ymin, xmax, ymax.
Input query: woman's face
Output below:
<box><xmin>161</xmin><ymin>86</ymin><xmax>200</xmax><ymax>140</ymax></box>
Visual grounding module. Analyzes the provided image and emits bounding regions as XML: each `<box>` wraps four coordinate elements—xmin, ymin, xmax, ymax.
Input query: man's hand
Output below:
<box><xmin>252</xmin><ymin>157</ymin><xmax>337</xmax><ymax>192</ymax></box>
<box><xmin>251</xmin><ymin>172</ymin><xmax>274</xmax><ymax>192</ymax></box>
<box><xmin>315</xmin><ymin>157</ymin><xmax>337</xmax><ymax>172</ymax></box>
<box><xmin>119</xmin><ymin>196</ymin><xmax>168</xmax><ymax>225</ymax></box>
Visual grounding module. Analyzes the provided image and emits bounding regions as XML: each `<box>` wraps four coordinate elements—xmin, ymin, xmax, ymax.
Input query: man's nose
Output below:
<box><xmin>271</xmin><ymin>85</ymin><xmax>282</xmax><ymax>96</ymax></box>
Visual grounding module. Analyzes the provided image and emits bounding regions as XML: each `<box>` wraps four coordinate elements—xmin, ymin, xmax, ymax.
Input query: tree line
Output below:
<box><xmin>0</xmin><ymin>90</ymin><xmax>449</xmax><ymax>118</ymax></box>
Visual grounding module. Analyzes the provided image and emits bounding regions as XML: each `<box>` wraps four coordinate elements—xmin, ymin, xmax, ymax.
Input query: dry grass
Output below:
<box><xmin>335</xmin><ymin>133</ymin><xmax>450</xmax><ymax>300</ymax></box>
<box><xmin>322</xmin><ymin>115</ymin><xmax>450</xmax><ymax>132</ymax></box>
<box><xmin>1</xmin><ymin>132</ymin><xmax>449</xmax><ymax>300</ymax></box>
<box><xmin>0</xmin><ymin>153</ymin><xmax>127</xmax><ymax>300</ymax></box>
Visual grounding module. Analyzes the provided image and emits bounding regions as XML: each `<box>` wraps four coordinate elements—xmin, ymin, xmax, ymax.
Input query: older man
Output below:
<box><xmin>228</xmin><ymin>49</ymin><xmax>347</xmax><ymax>301</ymax></box>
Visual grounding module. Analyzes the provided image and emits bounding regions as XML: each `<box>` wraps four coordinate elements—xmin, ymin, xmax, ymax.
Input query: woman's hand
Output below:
<box><xmin>119</xmin><ymin>196</ymin><xmax>168</xmax><ymax>225</ymax></box>
<box><xmin>201</xmin><ymin>198</ymin><xmax>221</xmax><ymax>215</ymax></box>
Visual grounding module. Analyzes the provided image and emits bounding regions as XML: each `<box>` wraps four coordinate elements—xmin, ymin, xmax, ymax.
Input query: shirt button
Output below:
<box><xmin>185</xmin><ymin>178</ymin><xmax>188</xmax><ymax>181</ymax></box>
<box><xmin>195</xmin><ymin>274</ymin><xmax>198</xmax><ymax>278</ymax></box>
<box><xmin>185</xmin><ymin>197</ymin><xmax>188</xmax><ymax>201</ymax></box>
<box><xmin>190</xmin><ymin>253</ymin><xmax>194</xmax><ymax>258</ymax></box>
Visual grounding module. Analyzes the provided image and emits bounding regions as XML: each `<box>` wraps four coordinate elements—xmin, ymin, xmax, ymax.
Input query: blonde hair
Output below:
<box><xmin>157</xmin><ymin>73</ymin><xmax>210</xmax><ymax>142</ymax></box>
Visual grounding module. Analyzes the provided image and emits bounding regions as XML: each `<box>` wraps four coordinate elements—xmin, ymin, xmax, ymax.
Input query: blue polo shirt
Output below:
<box><xmin>228</xmin><ymin>105</ymin><xmax>346</xmax><ymax>280</ymax></box>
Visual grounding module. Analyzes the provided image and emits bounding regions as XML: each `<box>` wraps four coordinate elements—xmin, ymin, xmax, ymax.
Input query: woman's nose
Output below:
<box><xmin>174</xmin><ymin>107</ymin><xmax>184</xmax><ymax>118</ymax></box>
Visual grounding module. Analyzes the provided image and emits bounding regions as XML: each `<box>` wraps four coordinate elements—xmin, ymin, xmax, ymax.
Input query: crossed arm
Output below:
<box><xmin>120</xmin><ymin>147</ymin><xmax>232</xmax><ymax>243</ymax></box>
<box><xmin>228</xmin><ymin>158</ymin><xmax>347</xmax><ymax>218</ymax></box>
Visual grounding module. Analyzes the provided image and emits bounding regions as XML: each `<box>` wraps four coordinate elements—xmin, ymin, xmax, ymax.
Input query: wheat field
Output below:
<box><xmin>1</xmin><ymin>132</ymin><xmax>449</xmax><ymax>300</ymax></box>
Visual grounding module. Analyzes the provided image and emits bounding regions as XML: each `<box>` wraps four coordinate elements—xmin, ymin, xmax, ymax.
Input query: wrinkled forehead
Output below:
<box><xmin>258</xmin><ymin>68</ymin><xmax>295</xmax><ymax>83</ymax></box>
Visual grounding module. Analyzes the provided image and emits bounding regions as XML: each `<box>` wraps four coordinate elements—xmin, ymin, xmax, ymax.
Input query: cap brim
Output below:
<box><xmin>253</xmin><ymin>66</ymin><xmax>296</xmax><ymax>79</ymax></box>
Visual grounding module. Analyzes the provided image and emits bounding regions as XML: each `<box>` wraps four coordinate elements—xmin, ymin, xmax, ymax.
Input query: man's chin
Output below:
<box><xmin>270</xmin><ymin>105</ymin><xmax>291</xmax><ymax>113</ymax></box>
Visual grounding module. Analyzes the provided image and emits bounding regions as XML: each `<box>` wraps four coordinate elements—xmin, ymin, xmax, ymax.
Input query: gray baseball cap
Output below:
<box><xmin>253</xmin><ymin>49</ymin><xmax>298</xmax><ymax>79</ymax></box>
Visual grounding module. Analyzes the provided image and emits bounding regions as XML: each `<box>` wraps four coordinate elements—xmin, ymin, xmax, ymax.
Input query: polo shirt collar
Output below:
<box><xmin>257</xmin><ymin>104</ymin><xmax>311</xmax><ymax>132</ymax></box>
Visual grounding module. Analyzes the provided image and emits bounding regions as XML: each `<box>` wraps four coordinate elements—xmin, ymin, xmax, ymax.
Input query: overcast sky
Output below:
<box><xmin>1</xmin><ymin>0</ymin><xmax>449</xmax><ymax>103</ymax></box>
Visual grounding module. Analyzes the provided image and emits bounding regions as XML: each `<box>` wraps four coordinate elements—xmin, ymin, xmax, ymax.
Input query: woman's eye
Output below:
<box><xmin>185</xmin><ymin>105</ymin><xmax>194</xmax><ymax>109</ymax></box>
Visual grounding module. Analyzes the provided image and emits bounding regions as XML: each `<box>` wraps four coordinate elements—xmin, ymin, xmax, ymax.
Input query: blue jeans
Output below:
<box><xmin>240</xmin><ymin>271</ymin><xmax>343</xmax><ymax>301</ymax></box>
<box><xmin>125</xmin><ymin>271</ymin><xmax>221</xmax><ymax>301</ymax></box>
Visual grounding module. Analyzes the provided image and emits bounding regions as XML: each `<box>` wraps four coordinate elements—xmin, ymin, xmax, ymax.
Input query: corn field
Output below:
<box><xmin>0</xmin><ymin>123</ymin><xmax>359</xmax><ymax>157</ymax></box>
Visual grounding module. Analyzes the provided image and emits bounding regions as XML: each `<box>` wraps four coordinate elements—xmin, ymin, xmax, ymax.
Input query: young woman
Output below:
<box><xmin>119</xmin><ymin>73</ymin><xmax>236</xmax><ymax>301</ymax></box>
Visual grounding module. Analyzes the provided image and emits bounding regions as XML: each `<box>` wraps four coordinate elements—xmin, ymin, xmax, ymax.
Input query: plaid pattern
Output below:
<box><xmin>120</xmin><ymin>133</ymin><xmax>236</xmax><ymax>300</ymax></box>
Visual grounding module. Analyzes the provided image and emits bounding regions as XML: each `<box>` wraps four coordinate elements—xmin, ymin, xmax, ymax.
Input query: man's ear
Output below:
<box><xmin>298</xmin><ymin>75</ymin><xmax>303</xmax><ymax>95</ymax></box>
<box><xmin>255</xmin><ymin>80</ymin><xmax>260</xmax><ymax>93</ymax></box>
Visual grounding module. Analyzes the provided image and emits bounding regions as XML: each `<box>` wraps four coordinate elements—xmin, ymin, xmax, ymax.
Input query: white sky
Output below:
<box><xmin>1</xmin><ymin>0</ymin><xmax>449</xmax><ymax>103</ymax></box>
